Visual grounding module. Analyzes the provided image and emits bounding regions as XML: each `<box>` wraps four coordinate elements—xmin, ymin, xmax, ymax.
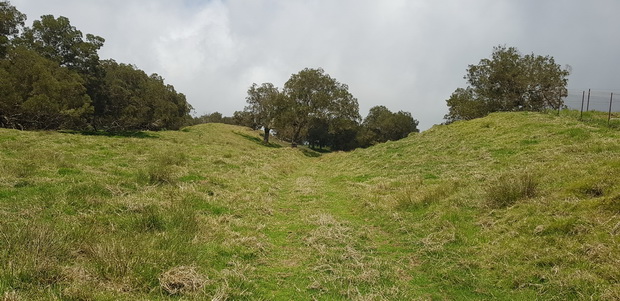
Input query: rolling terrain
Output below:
<box><xmin>1</xmin><ymin>111</ymin><xmax>619</xmax><ymax>300</ymax></box>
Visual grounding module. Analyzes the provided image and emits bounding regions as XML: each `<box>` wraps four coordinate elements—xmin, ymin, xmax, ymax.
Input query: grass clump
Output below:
<box><xmin>486</xmin><ymin>172</ymin><xmax>538</xmax><ymax>208</ymax></box>
<box><xmin>138</xmin><ymin>151</ymin><xmax>188</xmax><ymax>185</ymax></box>
<box><xmin>395</xmin><ymin>181</ymin><xmax>458</xmax><ymax>211</ymax></box>
<box><xmin>159</xmin><ymin>265</ymin><xmax>207</xmax><ymax>295</ymax></box>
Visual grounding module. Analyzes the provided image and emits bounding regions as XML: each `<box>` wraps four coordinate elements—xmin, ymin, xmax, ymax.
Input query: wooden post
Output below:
<box><xmin>586</xmin><ymin>89</ymin><xmax>591</xmax><ymax>112</ymax></box>
<box><xmin>609</xmin><ymin>92</ymin><xmax>614</xmax><ymax>125</ymax></box>
<box><xmin>580</xmin><ymin>90</ymin><xmax>585</xmax><ymax>120</ymax></box>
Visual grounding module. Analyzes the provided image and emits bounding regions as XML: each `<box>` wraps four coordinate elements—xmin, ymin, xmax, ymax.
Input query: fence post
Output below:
<box><xmin>580</xmin><ymin>90</ymin><xmax>585</xmax><ymax>120</ymax></box>
<box><xmin>586</xmin><ymin>89</ymin><xmax>591</xmax><ymax>112</ymax></box>
<box><xmin>609</xmin><ymin>92</ymin><xmax>614</xmax><ymax>125</ymax></box>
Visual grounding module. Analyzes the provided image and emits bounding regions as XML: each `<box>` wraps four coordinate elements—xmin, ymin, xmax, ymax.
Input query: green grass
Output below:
<box><xmin>1</xmin><ymin>112</ymin><xmax>619</xmax><ymax>300</ymax></box>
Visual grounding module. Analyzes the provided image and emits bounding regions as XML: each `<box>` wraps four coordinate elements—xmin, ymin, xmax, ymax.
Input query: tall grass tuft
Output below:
<box><xmin>139</xmin><ymin>152</ymin><xmax>188</xmax><ymax>185</ymax></box>
<box><xmin>486</xmin><ymin>172</ymin><xmax>538</xmax><ymax>208</ymax></box>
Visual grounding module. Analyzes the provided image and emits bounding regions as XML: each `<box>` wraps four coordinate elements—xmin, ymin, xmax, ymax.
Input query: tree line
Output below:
<box><xmin>3</xmin><ymin>1</ymin><xmax>570</xmax><ymax>148</ymax></box>
<box><xmin>0</xmin><ymin>1</ymin><xmax>192</xmax><ymax>131</ymax></box>
<box><xmin>195</xmin><ymin>68</ymin><xmax>419</xmax><ymax>150</ymax></box>
<box><xmin>193</xmin><ymin>46</ymin><xmax>569</xmax><ymax>150</ymax></box>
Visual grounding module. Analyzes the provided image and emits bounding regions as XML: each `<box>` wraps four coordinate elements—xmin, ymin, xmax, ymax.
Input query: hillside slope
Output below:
<box><xmin>314</xmin><ymin>111</ymin><xmax>620</xmax><ymax>299</ymax></box>
<box><xmin>0</xmin><ymin>112</ymin><xmax>618</xmax><ymax>300</ymax></box>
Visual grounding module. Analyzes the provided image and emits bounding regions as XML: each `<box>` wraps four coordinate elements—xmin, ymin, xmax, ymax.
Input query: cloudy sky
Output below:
<box><xmin>11</xmin><ymin>0</ymin><xmax>620</xmax><ymax>129</ymax></box>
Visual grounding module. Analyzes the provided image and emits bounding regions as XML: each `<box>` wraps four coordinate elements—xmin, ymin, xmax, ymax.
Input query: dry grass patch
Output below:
<box><xmin>159</xmin><ymin>265</ymin><xmax>207</xmax><ymax>295</ymax></box>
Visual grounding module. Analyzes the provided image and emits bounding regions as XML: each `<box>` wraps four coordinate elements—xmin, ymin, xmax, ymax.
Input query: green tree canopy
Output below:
<box><xmin>17</xmin><ymin>14</ymin><xmax>104</xmax><ymax>74</ymax></box>
<box><xmin>231</xmin><ymin>110</ymin><xmax>257</xmax><ymax>129</ymax></box>
<box><xmin>278</xmin><ymin>68</ymin><xmax>360</xmax><ymax>147</ymax></box>
<box><xmin>360</xmin><ymin>105</ymin><xmax>419</xmax><ymax>145</ymax></box>
<box><xmin>0</xmin><ymin>3</ymin><xmax>193</xmax><ymax>132</ymax></box>
<box><xmin>0</xmin><ymin>1</ymin><xmax>25</xmax><ymax>57</ymax></box>
<box><xmin>245</xmin><ymin>82</ymin><xmax>282</xmax><ymax>143</ymax></box>
<box><xmin>0</xmin><ymin>47</ymin><xmax>92</xmax><ymax>129</ymax></box>
<box><xmin>93</xmin><ymin>60</ymin><xmax>192</xmax><ymax>131</ymax></box>
<box><xmin>445</xmin><ymin>45</ymin><xmax>570</xmax><ymax>123</ymax></box>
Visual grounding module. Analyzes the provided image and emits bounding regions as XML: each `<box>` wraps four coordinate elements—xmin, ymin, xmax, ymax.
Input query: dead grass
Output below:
<box><xmin>159</xmin><ymin>265</ymin><xmax>207</xmax><ymax>295</ymax></box>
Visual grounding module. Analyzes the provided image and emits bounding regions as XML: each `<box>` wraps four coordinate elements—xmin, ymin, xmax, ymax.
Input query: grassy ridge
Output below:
<box><xmin>1</xmin><ymin>112</ymin><xmax>619</xmax><ymax>300</ymax></box>
<box><xmin>316</xmin><ymin>111</ymin><xmax>620</xmax><ymax>299</ymax></box>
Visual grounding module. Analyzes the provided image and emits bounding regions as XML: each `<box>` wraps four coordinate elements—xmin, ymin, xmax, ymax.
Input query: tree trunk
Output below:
<box><xmin>263</xmin><ymin>127</ymin><xmax>270</xmax><ymax>143</ymax></box>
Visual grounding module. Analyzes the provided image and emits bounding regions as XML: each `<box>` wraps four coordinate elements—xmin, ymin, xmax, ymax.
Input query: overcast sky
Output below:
<box><xmin>10</xmin><ymin>0</ymin><xmax>620</xmax><ymax>129</ymax></box>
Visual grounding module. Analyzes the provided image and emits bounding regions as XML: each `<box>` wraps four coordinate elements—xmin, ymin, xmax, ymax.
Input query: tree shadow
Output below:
<box><xmin>234</xmin><ymin>131</ymin><xmax>282</xmax><ymax>148</ymax></box>
<box><xmin>300</xmin><ymin>148</ymin><xmax>322</xmax><ymax>157</ymax></box>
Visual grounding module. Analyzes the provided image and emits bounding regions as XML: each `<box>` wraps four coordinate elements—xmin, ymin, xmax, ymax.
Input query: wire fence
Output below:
<box><xmin>563</xmin><ymin>89</ymin><xmax>620</xmax><ymax>123</ymax></box>
<box><xmin>564</xmin><ymin>89</ymin><xmax>620</xmax><ymax>112</ymax></box>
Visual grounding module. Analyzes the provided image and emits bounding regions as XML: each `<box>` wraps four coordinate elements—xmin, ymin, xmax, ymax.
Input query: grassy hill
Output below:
<box><xmin>1</xmin><ymin>111</ymin><xmax>618</xmax><ymax>300</ymax></box>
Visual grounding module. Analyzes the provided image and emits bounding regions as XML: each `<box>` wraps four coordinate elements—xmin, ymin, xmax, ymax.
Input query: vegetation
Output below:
<box><xmin>236</xmin><ymin>69</ymin><xmax>419</xmax><ymax>150</ymax></box>
<box><xmin>244</xmin><ymin>82</ymin><xmax>282</xmax><ymax>144</ymax></box>
<box><xmin>0</xmin><ymin>1</ymin><xmax>191</xmax><ymax>131</ymax></box>
<box><xmin>445</xmin><ymin>45</ymin><xmax>571</xmax><ymax>123</ymax></box>
<box><xmin>2</xmin><ymin>2</ymin><xmax>617</xmax><ymax>300</ymax></box>
<box><xmin>1</xmin><ymin>110</ymin><xmax>619</xmax><ymax>300</ymax></box>
<box><xmin>358</xmin><ymin>105</ymin><xmax>419</xmax><ymax>146</ymax></box>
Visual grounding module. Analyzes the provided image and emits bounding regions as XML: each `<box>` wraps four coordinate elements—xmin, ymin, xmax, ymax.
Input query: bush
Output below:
<box><xmin>486</xmin><ymin>172</ymin><xmax>538</xmax><ymax>208</ymax></box>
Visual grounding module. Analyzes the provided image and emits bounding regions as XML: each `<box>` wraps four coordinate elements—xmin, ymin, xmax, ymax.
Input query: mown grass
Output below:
<box><xmin>1</xmin><ymin>111</ymin><xmax>619</xmax><ymax>300</ymax></box>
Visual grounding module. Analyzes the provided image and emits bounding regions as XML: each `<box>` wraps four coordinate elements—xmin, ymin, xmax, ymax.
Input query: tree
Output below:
<box><xmin>0</xmin><ymin>47</ymin><xmax>93</xmax><ymax>129</ymax></box>
<box><xmin>0</xmin><ymin>1</ymin><xmax>25</xmax><ymax>57</ymax></box>
<box><xmin>245</xmin><ymin>82</ymin><xmax>281</xmax><ymax>143</ymax></box>
<box><xmin>445</xmin><ymin>45</ymin><xmax>570</xmax><ymax>123</ymax></box>
<box><xmin>18</xmin><ymin>15</ymin><xmax>104</xmax><ymax>73</ymax></box>
<box><xmin>278</xmin><ymin>68</ymin><xmax>360</xmax><ymax>147</ymax></box>
<box><xmin>194</xmin><ymin>112</ymin><xmax>224</xmax><ymax>124</ymax></box>
<box><xmin>94</xmin><ymin>60</ymin><xmax>191</xmax><ymax>131</ymax></box>
<box><xmin>17</xmin><ymin>14</ymin><xmax>106</xmax><ymax>120</ymax></box>
<box><xmin>232</xmin><ymin>110</ymin><xmax>257</xmax><ymax>129</ymax></box>
<box><xmin>361</xmin><ymin>105</ymin><xmax>419</xmax><ymax>145</ymax></box>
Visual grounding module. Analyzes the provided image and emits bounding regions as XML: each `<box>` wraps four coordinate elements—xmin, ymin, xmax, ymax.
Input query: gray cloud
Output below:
<box><xmin>11</xmin><ymin>0</ymin><xmax>620</xmax><ymax>129</ymax></box>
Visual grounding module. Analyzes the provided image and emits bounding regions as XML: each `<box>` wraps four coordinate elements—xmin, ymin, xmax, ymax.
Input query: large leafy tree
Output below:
<box><xmin>278</xmin><ymin>68</ymin><xmax>360</xmax><ymax>147</ymax></box>
<box><xmin>95</xmin><ymin>60</ymin><xmax>192</xmax><ymax>131</ymax></box>
<box><xmin>445</xmin><ymin>45</ymin><xmax>570</xmax><ymax>123</ymax></box>
<box><xmin>0</xmin><ymin>1</ymin><xmax>25</xmax><ymax>57</ymax></box>
<box><xmin>0</xmin><ymin>47</ymin><xmax>93</xmax><ymax>129</ymax></box>
<box><xmin>17</xmin><ymin>15</ymin><xmax>104</xmax><ymax>74</ymax></box>
<box><xmin>245</xmin><ymin>82</ymin><xmax>282</xmax><ymax>143</ymax></box>
<box><xmin>17</xmin><ymin>14</ymin><xmax>106</xmax><ymax>121</ymax></box>
<box><xmin>360</xmin><ymin>105</ymin><xmax>419</xmax><ymax>146</ymax></box>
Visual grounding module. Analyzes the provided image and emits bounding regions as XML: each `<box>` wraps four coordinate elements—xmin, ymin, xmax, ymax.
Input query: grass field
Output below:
<box><xmin>1</xmin><ymin>111</ymin><xmax>619</xmax><ymax>300</ymax></box>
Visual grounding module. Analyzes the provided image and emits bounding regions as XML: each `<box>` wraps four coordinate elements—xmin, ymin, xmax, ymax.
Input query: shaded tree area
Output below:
<box><xmin>231</xmin><ymin>68</ymin><xmax>419</xmax><ymax>151</ymax></box>
<box><xmin>0</xmin><ymin>1</ymin><xmax>192</xmax><ymax>131</ymax></box>
<box><xmin>358</xmin><ymin>105</ymin><xmax>419</xmax><ymax>146</ymax></box>
<box><xmin>445</xmin><ymin>45</ymin><xmax>570</xmax><ymax>123</ymax></box>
